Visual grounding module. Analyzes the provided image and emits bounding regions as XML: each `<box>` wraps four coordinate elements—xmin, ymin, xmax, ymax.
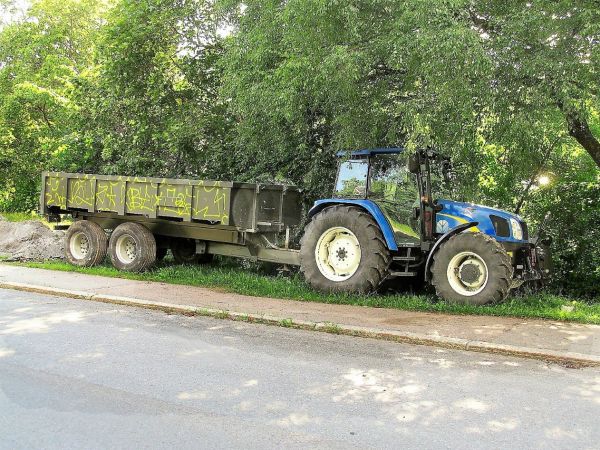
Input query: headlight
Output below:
<box><xmin>510</xmin><ymin>218</ymin><xmax>523</xmax><ymax>240</ymax></box>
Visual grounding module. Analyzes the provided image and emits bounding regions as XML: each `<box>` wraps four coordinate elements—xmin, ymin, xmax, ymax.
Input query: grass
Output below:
<box><xmin>16</xmin><ymin>258</ymin><xmax>600</xmax><ymax>325</ymax></box>
<box><xmin>1</xmin><ymin>211</ymin><xmax>39</xmax><ymax>222</ymax></box>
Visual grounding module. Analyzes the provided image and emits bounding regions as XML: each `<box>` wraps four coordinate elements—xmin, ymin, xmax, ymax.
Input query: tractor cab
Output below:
<box><xmin>333</xmin><ymin>148</ymin><xmax>428</xmax><ymax>246</ymax></box>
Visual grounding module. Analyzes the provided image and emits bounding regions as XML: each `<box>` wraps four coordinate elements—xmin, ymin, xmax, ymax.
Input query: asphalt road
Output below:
<box><xmin>0</xmin><ymin>289</ymin><xmax>598</xmax><ymax>450</ymax></box>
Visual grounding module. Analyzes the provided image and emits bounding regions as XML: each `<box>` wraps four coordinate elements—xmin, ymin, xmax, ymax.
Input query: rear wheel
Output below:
<box><xmin>109</xmin><ymin>222</ymin><xmax>156</xmax><ymax>272</ymax></box>
<box><xmin>171</xmin><ymin>238</ymin><xmax>213</xmax><ymax>265</ymax></box>
<box><xmin>431</xmin><ymin>232</ymin><xmax>513</xmax><ymax>305</ymax></box>
<box><xmin>65</xmin><ymin>220</ymin><xmax>107</xmax><ymax>267</ymax></box>
<box><xmin>300</xmin><ymin>205</ymin><xmax>390</xmax><ymax>293</ymax></box>
<box><xmin>156</xmin><ymin>247</ymin><xmax>168</xmax><ymax>261</ymax></box>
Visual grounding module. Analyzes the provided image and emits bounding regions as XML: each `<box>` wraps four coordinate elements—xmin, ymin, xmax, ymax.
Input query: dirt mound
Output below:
<box><xmin>0</xmin><ymin>220</ymin><xmax>65</xmax><ymax>261</ymax></box>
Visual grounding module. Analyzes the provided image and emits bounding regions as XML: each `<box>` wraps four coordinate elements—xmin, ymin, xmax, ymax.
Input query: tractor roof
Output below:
<box><xmin>336</xmin><ymin>147</ymin><xmax>405</xmax><ymax>158</ymax></box>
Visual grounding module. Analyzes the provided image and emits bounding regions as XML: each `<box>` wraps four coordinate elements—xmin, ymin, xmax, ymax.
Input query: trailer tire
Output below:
<box><xmin>65</xmin><ymin>220</ymin><xmax>108</xmax><ymax>267</ymax></box>
<box><xmin>171</xmin><ymin>238</ymin><xmax>213</xmax><ymax>265</ymax></box>
<box><xmin>431</xmin><ymin>232</ymin><xmax>513</xmax><ymax>305</ymax></box>
<box><xmin>109</xmin><ymin>222</ymin><xmax>156</xmax><ymax>272</ymax></box>
<box><xmin>300</xmin><ymin>205</ymin><xmax>390</xmax><ymax>293</ymax></box>
<box><xmin>156</xmin><ymin>247</ymin><xmax>168</xmax><ymax>261</ymax></box>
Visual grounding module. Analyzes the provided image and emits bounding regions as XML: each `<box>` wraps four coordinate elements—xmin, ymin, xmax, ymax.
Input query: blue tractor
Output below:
<box><xmin>299</xmin><ymin>148</ymin><xmax>549</xmax><ymax>304</ymax></box>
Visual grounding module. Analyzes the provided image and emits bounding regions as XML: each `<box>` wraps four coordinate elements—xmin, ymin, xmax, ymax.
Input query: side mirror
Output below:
<box><xmin>408</xmin><ymin>154</ymin><xmax>420</xmax><ymax>174</ymax></box>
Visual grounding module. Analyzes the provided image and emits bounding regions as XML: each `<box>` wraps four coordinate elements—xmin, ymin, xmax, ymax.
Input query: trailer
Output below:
<box><xmin>41</xmin><ymin>172</ymin><xmax>302</xmax><ymax>270</ymax></box>
<box><xmin>41</xmin><ymin>148</ymin><xmax>549</xmax><ymax>305</ymax></box>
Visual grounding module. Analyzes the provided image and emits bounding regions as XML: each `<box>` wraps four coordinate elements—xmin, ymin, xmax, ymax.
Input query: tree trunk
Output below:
<box><xmin>564</xmin><ymin>111</ymin><xmax>600</xmax><ymax>168</ymax></box>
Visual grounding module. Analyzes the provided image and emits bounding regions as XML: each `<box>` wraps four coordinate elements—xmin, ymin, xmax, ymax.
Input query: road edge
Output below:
<box><xmin>2</xmin><ymin>280</ymin><xmax>598</xmax><ymax>368</ymax></box>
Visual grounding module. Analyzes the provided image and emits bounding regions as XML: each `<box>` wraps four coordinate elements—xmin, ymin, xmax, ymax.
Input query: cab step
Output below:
<box><xmin>392</xmin><ymin>256</ymin><xmax>417</xmax><ymax>262</ymax></box>
<box><xmin>389</xmin><ymin>271</ymin><xmax>418</xmax><ymax>277</ymax></box>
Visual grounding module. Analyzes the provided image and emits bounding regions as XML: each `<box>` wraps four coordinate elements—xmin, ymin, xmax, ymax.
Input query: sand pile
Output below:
<box><xmin>0</xmin><ymin>218</ymin><xmax>65</xmax><ymax>261</ymax></box>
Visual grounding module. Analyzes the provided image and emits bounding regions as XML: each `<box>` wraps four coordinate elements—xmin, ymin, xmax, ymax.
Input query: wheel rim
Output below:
<box><xmin>446</xmin><ymin>251</ymin><xmax>489</xmax><ymax>296</ymax></box>
<box><xmin>115</xmin><ymin>234</ymin><xmax>137</xmax><ymax>264</ymax></box>
<box><xmin>315</xmin><ymin>227</ymin><xmax>361</xmax><ymax>281</ymax></box>
<box><xmin>70</xmin><ymin>231</ymin><xmax>90</xmax><ymax>260</ymax></box>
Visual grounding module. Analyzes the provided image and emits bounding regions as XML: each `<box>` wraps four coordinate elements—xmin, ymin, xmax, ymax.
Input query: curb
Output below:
<box><xmin>2</xmin><ymin>281</ymin><xmax>599</xmax><ymax>368</ymax></box>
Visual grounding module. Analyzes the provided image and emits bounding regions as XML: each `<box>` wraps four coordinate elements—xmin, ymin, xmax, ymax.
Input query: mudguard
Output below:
<box><xmin>424</xmin><ymin>222</ymin><xmax>479</xmax><ymax>281</ymax></box>
<box><xmin>309</xmin><ymin>199</ymin><xmax>398</xmax><ymax>251</ymax></box>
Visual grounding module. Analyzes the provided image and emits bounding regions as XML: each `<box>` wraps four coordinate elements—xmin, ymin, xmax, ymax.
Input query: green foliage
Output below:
<box><xmin>82</xmin><ymin>0</ymin><xmax>232</xmax><ymax>178</ymax></box>
<box><xmin>0</xmin><ymin>0</ymin><xmax>598</xmax><ymax>296</ymax></box>
<box><xmin>0</xmin><ymin>0</ymin><xmax>107</xmax><ymax>210</ymax></box>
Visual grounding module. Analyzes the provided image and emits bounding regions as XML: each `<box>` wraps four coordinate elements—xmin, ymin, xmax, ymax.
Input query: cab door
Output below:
<box><xmin>368</xmin><ymin>154</ymin><xmax>420</xmax><ymax>245</ymax></box>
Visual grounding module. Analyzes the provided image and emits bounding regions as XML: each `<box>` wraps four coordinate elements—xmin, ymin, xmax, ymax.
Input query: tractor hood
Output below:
<box><xmin>435</xmin><ymin>199</ymin><xmax>529</xmax><ymax>243</ymax></box>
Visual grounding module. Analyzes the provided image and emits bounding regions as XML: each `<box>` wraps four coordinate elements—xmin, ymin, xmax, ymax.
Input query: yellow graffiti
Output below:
<box><xmin>126</xmin><ymin>183</ymin><xmax>157</xmax><ymax>213</ymax></box>
<box><xmin>45</xmin><ymin>177</ymin><xmax>66</xmax><ymax>207</ymax></box>
<box><xmin>68</xmin><ymin>178</ymin><xmax>93</xmax><ymax>208</ymax></box>
<box><xmin>157</xmin><ymin>184</ymin><xmax>193</xmax><ymax>217</ymax></box>
<box><xmin>44</xmin><ymin>173</ymin><xmax>230</xmax><ymax>224</ymax></box>
<box><xmin>96</xmin><ymin>181</ymin><xmax>121</xmax><ymax>209</ymax></box>
<box><xmin>192</xmin><ymin>186</ymin><xmax>228</xmax><ymax>221</ymax></box>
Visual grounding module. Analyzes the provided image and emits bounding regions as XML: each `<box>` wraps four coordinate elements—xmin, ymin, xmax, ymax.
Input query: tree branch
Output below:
<box><xmin>564</xmin><ymin>111</ymin><xmax>600</xmax><ymax>167</ymax></box>
<box><xmin>555</xmin><ymin>97</ymin><xmax>600</xmax><ymax>168</ymax></box>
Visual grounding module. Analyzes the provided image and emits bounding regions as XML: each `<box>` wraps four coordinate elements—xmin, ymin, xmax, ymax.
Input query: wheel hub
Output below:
<box><xmin>70</xmin><ymin>231</ymin><xmax>90</xmax><ymax>260</ymax></box>
<box><xmin>459</xmin><ymin>262</ymin><xmax>482</xmax><ymax>285</ymax></box>
<box><xmin>115</xmin><ymin>235</ymin><xmax>137</xmax><ymax>264</ymax></box>
<box><xmin>315</xmin><ymin>227</ymin><xmax>362</xmax><ymax>281</ymax></box>
<box><xmin>447</xmin><ymin>251</ymin><xmax>489</xmax><ymax>296</ymax></box>
<box><xmin>79</xmin><ymin>238</ymin><xmax>89</xmax><ymax>255</ymax></box>
<box><xmin>125</xmin><ymin>240</ymin><xmax>136</xmax><ymax>260</ymax></box>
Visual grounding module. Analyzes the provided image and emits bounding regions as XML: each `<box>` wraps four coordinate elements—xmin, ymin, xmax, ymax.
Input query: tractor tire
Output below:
<box><xmin>171</xmin><ymin>238</ymin><xmax>213</xmax><ymax>265</ymax></box>
<box><xmin>299</xmin><ymin>205</ymin><xmax>390</xmax><ymax>293</ymax></box>
<box><xmin>109</xmin><ymin>222</ymin><xmax>156</xmax><ymax>272</ymax></box>
<box><xmin>65</xmin><ymin>220</ymin><xmax>108</xmax><ymax>267</ymax></box>
<box><xmin>431</xmin><ymin>232</ymin><xmax>513</xmax><ymax>305</ymax></box>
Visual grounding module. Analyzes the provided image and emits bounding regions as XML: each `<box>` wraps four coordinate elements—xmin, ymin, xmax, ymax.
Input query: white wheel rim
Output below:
<box><xmin>315</xmin><ymin>227</ymin><xmax>361</xmax><ymax>281</ymax></box>
<box><xmin>115</xmin><ymin>235</ymin><xmax>137</xmax><ymax>264</ymax></box>
<box><xmin>70</xmin><ymin>231</ymin><xmax>90</xmax><ymax>260</ymax></box>
<box><xmin>446</xmin><ymin>251</ymin><xmax>489</xmax><ymax>296</ymax></box>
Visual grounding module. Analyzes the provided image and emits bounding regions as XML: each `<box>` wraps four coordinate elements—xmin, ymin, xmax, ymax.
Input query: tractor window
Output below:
<box><xmin>334</xmin><ymin>159</ymin><xmax>369</xmax><ymax>198</ymax></box>
<box><xmin>369</xmin><ymin>154</ymin><xmax>420</xmax><ymax>242</ymax></box>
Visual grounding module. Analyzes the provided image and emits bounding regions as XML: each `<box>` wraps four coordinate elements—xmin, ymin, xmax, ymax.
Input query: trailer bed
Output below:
<box><xmin>41</xmin><ymin>172</ymin><xmax>302</xmax><ymax>234</ymax></box>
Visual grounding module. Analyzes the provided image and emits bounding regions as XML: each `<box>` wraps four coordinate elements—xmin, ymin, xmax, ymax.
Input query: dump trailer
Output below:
<box><xmin>41</xmin><ymin>173</ymin><xmax>302</xmax><ymax>270</ymax></box>
<box><xmin>41</xmin><ymin>148</ymin><xmax>550</xmax><ymax>305</ymax></box>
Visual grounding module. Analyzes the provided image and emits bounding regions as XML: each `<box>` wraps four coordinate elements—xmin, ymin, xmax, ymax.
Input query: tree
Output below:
<box><xmin>469</xmin><ymin>1</ymin><xmax>600</xmax><ymax>168</ymax></box>
<box><xmin>85</xmin><ymin>0</ymin><xmax>231</xmax><ymax>179</ymax></box>
<box><xmin>0</xmin><ymin>0</ymin><xmax>106</xmax><ymax>210</ymax></box>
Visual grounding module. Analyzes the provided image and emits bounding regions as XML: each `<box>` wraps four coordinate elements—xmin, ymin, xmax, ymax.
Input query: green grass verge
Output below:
<box><xmin>0</xmin><ymin>211</ymin><xmax>39</xmax><ymax>222</ymax></box>
<box><xmin>16</xmin><ymin>259</ymin><xmax>600</xmax><ymax>325</ymax></box>
<box><xmin>0</xmin><ymin>211</ymin><xmax>72</xmax><ymax>228</ymax></box>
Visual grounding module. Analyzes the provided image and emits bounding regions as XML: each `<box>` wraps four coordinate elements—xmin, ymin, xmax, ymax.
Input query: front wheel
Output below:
<box><xmin>431</xmin><ymin>232</ymin><xmax>513</xmax><ymax>305</ymax></box>
<box><xmin>299</xmin><ymin>205</ymin><xmax>390</xmax><ymax>293</ymax></box>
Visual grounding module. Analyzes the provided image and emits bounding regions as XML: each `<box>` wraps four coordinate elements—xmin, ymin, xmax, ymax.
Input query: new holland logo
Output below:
<box><xmin>436</xmin><ymin>219</ymin><xmax>450</xmax><ymax>233</ymax></box>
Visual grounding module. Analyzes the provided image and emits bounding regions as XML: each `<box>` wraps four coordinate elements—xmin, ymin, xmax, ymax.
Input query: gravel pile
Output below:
<box><xmin>0</xmin><ymin>218</ymin><xmax>65</xmax><ymax>261</ymax></box>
